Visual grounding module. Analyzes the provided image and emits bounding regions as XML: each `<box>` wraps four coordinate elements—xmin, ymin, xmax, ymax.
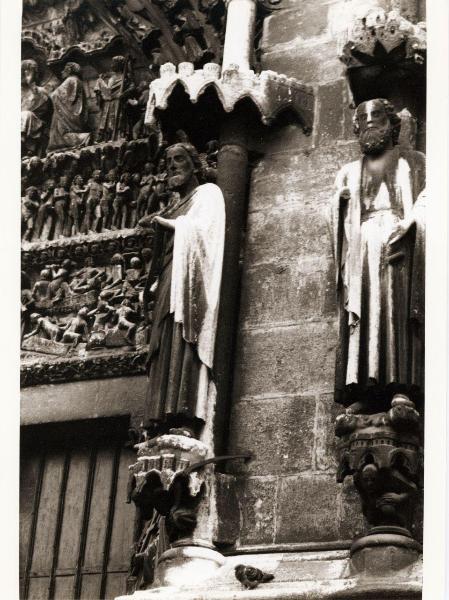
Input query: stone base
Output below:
<box><xmin>115</xmin><ymin>548</ymin><xmax>422</xmax><ymax>600</ymax></box>
<box><xmin>350</xmin><ymin>528</ymin><xmax>422</xmax><ymax>575</ymax></box>
<box><xmin>153</xmin><ymin>544</ymin><xmax>226</xmax><ymax>588</ymax></box>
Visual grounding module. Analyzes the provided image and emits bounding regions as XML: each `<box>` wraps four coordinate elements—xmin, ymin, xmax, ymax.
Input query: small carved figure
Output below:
<box><xmin>23</xmin><ymin>313</ymin><xmax>63</xmax><ymax>342</ymax></box>
<box><xmin>21</xmin><ymin>59</ymin><xmax>51</xmax><ymax>156</ymax></box>
<box><xmin>331</xmin><ymin>99</ymin><xmax>426</xmax><ymax>413</ymax></box>
<box><xmin>62</xmin><ymin>307</ymin><xmax>90</xmax><ymax>345</ymax></box>
<box><xmin>81</xmin><ymin>170</ymin><xmax>103</xmax><ymax>234</ymax></box>
<box><xmin>69</xmin><ymin>175</ymin><xmax>88</xmax><ymax>236</ymax></box>
<box><xmin>235</xmin><ymin>565</ymin><xmax>275</xmax><ymax>590</ymax></box>
<box><xmin>37</xmin><ymin>179</ymin><xmax>56</xmax><ymax>241</ymax></box>
<box><xmin>101</xmin><ymin>143</ymin><xmax>119</xmax><ymax>173</ymax></box>
<box><xmin>97</xmin><ymin>169</ymin><xmax>117</xmax><ymax>232</ymax></box>
<box><xmin>21</xmin><ymin>186</ymin><xmax>40</xmax><ymax>241</ymax></box>
<box><xmin>129</xmin><ymin>173</ymin><xmax>141</xmax><ymax>227</ymax></box>
<box><xmin>112</xmin><ymin>172</ymin><xmax>132</xmax><ymax>230</ymax></box>
<box><xmin>32</xmin><ymin>269</ymin><xmax>52</xmax><ymax>303</ymax></box>
<box><xmin>137</xmin><ymin>163</ymin><xmax>156</xmax><ymax>219</ymax></box>
<box><xmin>94</xmin><ymin>55</ymin><xmax>135</xmax><ymax>141</ymax></box>
<box><xmin>53</xmin><ymin>176</ymin><xmax>70</xmax><ymax>239</ymax></box>
<box><xmin>111</xmin><ymin>298</ymin><xmax>140</xmax><ymax>342</ymax></box>
<box><xmin>48</xmin><ymin>62</ymin><xmax>91</xmax><ymax>152</ymax></box>
<box><xmin>47</xmin><ymin>267</ymin><xmax>71</xmax><ymax>305</ymax></box>
<box><xmin>71</xmin><ymin>257</ymin><xmax>105</xmax><ymax>294</ymax></box>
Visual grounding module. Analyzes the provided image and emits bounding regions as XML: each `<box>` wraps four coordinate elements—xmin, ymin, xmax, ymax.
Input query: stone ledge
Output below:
<box><xmin>116</xmin><ymin>550</ymin><xmax>421</xmax><ymax>600</ymax></box>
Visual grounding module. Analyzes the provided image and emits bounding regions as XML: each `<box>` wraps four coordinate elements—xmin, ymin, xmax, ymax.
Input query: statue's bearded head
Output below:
<box><xmin>354</xmin><ymin>99</ymin><xmax>401</xmax><ymax>156</ymax></box>
<box><xmin>166</xmin><ymin>143</ymin><xmax>201</xmax><ymax>191</ymax></box>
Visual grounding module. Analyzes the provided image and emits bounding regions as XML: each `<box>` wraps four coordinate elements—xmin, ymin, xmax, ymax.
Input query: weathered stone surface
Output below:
<box><xmin>275</xmin><ymin>474</ymin><xmax>340</xmax><ymax>542</ymax></box>
<box><xmin>262</xmin><ymin>40</ymin><xmax>343</xmax><ymax>86</ymax></box>
<box><xmin>239</xmin><ymin>259</ymin><xmax>335</xmax><ymax>328</ymax></box>
<box><xmin>316</xmin><ymin>80</ymin><xmax>348</xmax><ymax>146</ymax></box>
<box><xmin>236</xmin><ymin>477</ymin><xmax>277</xmax><ymax>545</ymax></box>
<box><xmin>245</xmin><ymin>206</ymin><xmax>332</xmax><ymax>267</ymax></box>
<box><xmin>262</xmin><ymin>5</ymin><xmax>330</xmax><ymax>49</ymax></box>
<box><xmin>313</xmin><ymin>393</ymin><xmax>342</xmax><ymax>472</ymax></box>
<box><xmin>21</xmin><ymin>375</ymin><xmax>147</xmax><ymax>426</ymax></box>
<box><xmin>228</xmin><ymin>395</ymin><xmax>316</xmax><ymax>476</ymax></box>
<box><xmin>233</xmin><ymin>320</ymin><xmax>338</xmax><ymax>400</ymax></box>
<box><xmin>249</xmin><ymin>142</ymin><xmax>359</xmax><ymax>213</ymax></box>
<box><xmin>214</xmin><ymin>474</ymin><xmax>241</xmax><ymax>546</ymax></box>
<box><xmin>338</xmin><ymin>478</ymin><xmax>365</xmax><ymax>541</ymax></box>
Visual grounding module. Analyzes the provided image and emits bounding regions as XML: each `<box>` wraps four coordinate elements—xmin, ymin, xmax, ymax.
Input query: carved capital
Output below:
<box><xmin>339</xmin><ymin>8</ymin><xmax>426</xmax><ymax>69</ymax></box>
<box><xmin>336</xmin><ymin>398</ymin><xmax>423</xmax><ymax>540</ymax></box>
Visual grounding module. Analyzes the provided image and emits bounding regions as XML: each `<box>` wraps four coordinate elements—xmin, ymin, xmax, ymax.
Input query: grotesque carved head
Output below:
<box><xmin>166</xmin><ymin>143</ymin><xmax>202</xmax><ymax>191</ymax></box>
<box><xmin>353</xmin><ymin>99</ymin><xmax>401</xmax><ymax>156</ymax></box>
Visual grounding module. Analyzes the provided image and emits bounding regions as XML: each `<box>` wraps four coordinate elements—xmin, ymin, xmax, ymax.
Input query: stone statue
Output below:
<box><xmin>24</xmin><ymin>314</ymin><xmax>63</xmax><ymax>343</ymax></box>
<box><xmin>69</xmin><ymin>175</ymin><xmax>88</xmax><ymax>236</ymax></box>
<box><xmin>331</xmin><ymin>99</ymin><xmax>426</xmax><ymax>414</ymax></box>
<box><xmin>48</xmin><ymin>62</ymin><xmax>91</xmax><ymax>152</ymax></box>
<box><xmin>136</xmin><ymin>163</ymin><xmax>156</xmax><ymax>220</ymax></box>
<box><xmin>97</xmin><ymin>169</ymin><xmax>117</xmax><ymax>232</ymax></box>
<box><xmin>53</xmin><ymin>176</ymin><xmax>70</xmax><ymax>239</ymax></box>
<box><xmin>21</xmin><ymin>59</ymin><xmax>51</xmax><ymax>156</ymax></box>
<box><xmin>21</xmin><ymin>186</ymin><xmax>40</xmax><ymax>241</ymax></box>
<box><xmin>94</xmin><ymin>55</ymin><xmax>135</xmax><ymax>142</ymax></box>
<box><xmin>81</xmin><ymin>170</ymin><xmax>103</xmax><ymax>234</ymax></box>
<box><xmin>62</xmin><ymin>307</ymin><xmax>90</xmax><ymax>345</ymax></box>
<box><xmin>36</xmin><ymin>179</ymin><xmax>56</xmax><ymax>241</ymax></box>
<box><xmin>112</xmin><ymin>172</ymin><xmax>132</xmax><ymax>230</ymax></box>
<box><xmin>140</xmin><ymin>143</ymin><xmax>225</xmax><ymax>432</ymax></box>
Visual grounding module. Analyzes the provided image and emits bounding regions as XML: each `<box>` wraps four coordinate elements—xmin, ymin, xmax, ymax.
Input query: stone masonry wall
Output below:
<box><xmin>228</xmin><ymin>0</ymin><xmax>424</xmax><ymax>548</ymax></box>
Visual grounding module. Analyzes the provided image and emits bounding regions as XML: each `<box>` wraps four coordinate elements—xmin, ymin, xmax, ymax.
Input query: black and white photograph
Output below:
<box><xmin>1</xmin><ymin>0</ymin><xmax>448</xmax><ymax>598</ymax></box>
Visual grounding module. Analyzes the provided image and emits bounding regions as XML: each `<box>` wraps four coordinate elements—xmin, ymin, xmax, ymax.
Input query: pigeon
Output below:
<box><xmin>234</xmin><ymin>564</ymin><xmax>275</xmax><ymax>589</ymax></box>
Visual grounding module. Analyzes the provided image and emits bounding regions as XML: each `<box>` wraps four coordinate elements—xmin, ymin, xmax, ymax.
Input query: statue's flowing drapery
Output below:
<box><xmin>144</xmin><ymin>183</ymin><xmax>225</xmax><ymax>426</ymax></box>
<box><xmin>48</xmin><ymin>75</ymin><xmax>90</xmax><ymax>151</ymax></box>
<box><xmin>330</xmin><ymin>147</ymin><xmax>425</xmax><ymax>405</ymax></box>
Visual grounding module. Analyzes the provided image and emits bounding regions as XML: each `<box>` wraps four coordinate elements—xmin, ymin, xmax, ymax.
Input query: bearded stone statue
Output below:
<box><xmin>330</xmin><ymin>99</ymin><xmax>426</xmax><ymax>414</ymax></box>
<box><xmin>140</xmin><ymin>143</ymin><xmax>225</xmax><ymax>434</ymax></box>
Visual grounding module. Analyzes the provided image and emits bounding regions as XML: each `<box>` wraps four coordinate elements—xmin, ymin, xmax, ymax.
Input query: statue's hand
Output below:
<box><xmin>154</xmin><ymin>216</ymin><xmax>175</xmax><ymax>230</ymax></box>
<box><xmin>388</xmin><ymin>219</ymin><xmax>413</xmax><ymax>246</ymax></box>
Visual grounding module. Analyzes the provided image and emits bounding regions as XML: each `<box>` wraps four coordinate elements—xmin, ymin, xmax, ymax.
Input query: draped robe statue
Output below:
<box><xmin>48</xmin><ymin>62</ymin><xmax>91</xmax><ymax>152</ymax></box>
<box><xmin>94</xmin><ymin>55</ymin><xmax>135</xmax><ymax>141</ymax></box>
<box><xmin>330</xmin><ymin>99</ymin><xmax>425</xmax><ymax>413</ymax></box>
<box><xmin>142</xmin><ymin>143</ymin><xmax>225</xmax><ymax>432</ymax></box>
<box><xmin>21</xmin><ymin>59</ymin><xmax>51</xmax><ymax>157</ymax></box>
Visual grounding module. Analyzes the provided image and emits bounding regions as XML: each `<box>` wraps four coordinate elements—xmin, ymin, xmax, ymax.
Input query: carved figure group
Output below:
<box><xmin>21</xmin><ymin>136</ymin><xmax>218</xmax><ymax>241</ymax></box>
<box><xmin>21</xmin><ymin>252</ymin><xmax>150</xmax><ymax>352</ymax></box>
<box><xmin>21</xmin><ymin>55</ymin><xmax>146</xmax><ymax>158</ymax></box>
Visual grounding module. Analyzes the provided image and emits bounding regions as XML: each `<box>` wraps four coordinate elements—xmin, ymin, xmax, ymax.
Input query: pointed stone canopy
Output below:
<box><xmin>144</xmin><ymin>61</ymin><xmax>314</xmax><ymax>133</ymax></box>
<box><xmin>340</xmin><ymin>8</ymin><xmax>426</xmax><ymax>68</ymax></box>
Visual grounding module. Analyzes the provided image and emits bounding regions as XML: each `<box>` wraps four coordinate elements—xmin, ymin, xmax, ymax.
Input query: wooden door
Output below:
<box><xmin>20</xmin><ymin>418</ymin><xmax>135</xmax><ymax>600</ymax></box>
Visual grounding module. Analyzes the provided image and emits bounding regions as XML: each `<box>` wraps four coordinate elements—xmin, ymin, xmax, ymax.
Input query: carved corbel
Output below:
<box><xmin>126</xmin><ymin>429</ymin><xmax>250</xmax><ymax>591</ymax></box>
<box><xmin>338</xmin><ymin>6</ymin><xmax>426</xmax><ymax>105</ymax></box>
<box><xmin>336</xmin><ymin>395</ymin><xmax>423</xmax><ymax>572</ymax></box>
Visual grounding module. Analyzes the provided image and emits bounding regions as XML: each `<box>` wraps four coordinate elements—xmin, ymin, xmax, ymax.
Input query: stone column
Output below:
<box><xmin>214</xmin><ymin>108</ymin><xmax>249</xmax><ymax>454</ymax></box>
<box><xmin>222</xmin><ymin>0</ymin><xmax>257</xmax><ymax>71</ymax></box>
